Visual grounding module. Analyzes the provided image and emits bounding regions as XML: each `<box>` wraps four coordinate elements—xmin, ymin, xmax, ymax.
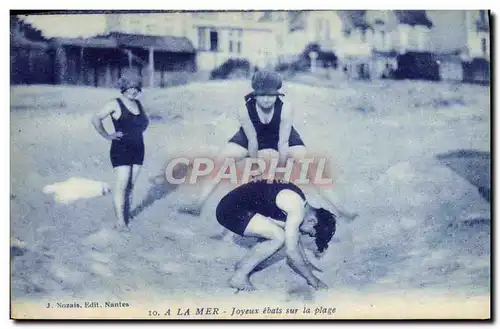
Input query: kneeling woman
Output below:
<box><xmin>216</xmin><ymin>179</ymin><xmax>336</xmax><ymax>291</ymax></box>
<box><xmin>91</xmin><ymin>70</ymin><xmax>149</xmax><ymax>230</ymax></box>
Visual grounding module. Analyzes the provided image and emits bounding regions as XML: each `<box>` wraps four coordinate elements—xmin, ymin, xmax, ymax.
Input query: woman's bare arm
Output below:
<box><xmin>91</xmin><ymin>101</ymin><xmax>122</xmax><ymax>140</ymax></box>
<box><xmin>278</xmin><ymin>103</ymin><xmax>293</xmax><ymax>165</ymax></box>
<box><xmin>238</xmin><ymin>105</ymin><xmax>259</xmax><ymax>158</ymax></box>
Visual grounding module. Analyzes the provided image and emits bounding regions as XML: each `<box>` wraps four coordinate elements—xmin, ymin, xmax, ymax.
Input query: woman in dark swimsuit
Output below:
<box><xmin>179</xmin><ymin>70</ymin><xmax>357</xmax><ymax>223</ymax></box>
<box><xmin>216</xmin><ymin>179</ymin><xmax>336</xmax><ymax>291</ymax></box>
<box><xmin>92</xmin><ymin>69</ymin><xmax>149</xmax><ymax>230</ymax></box>
<box><xmin>179</xmin><ymin>70</ymin><xmax>306</xmax><ymax>215</ymax></box>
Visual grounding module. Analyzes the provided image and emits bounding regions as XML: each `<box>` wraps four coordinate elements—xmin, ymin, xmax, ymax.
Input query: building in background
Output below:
<box><xmin>105</xmin><ymin>11</ymin><xmax>288</xmax><ymax>72</ymax></box>
<box><xmin>336</xmin><ymin>10</ymin><xmax>375</xmax><ymax>79</ymax></box>
<box><xmin>427</xmin><ymin>10</ymin><xmax>489</xmax><ymax>83</ymax></box>
<box><xmin>12</xmin><ymin>10</ymin><xmax>490</xmax><ymax>86</ymax></box>
<box><xmin>11</xmin><ymin>14</ymin><xmax>197</xmax><ymax>88</ymax></box>
<box><xmin>466</xmin><ymin>10</ymin><xmax>490</xmax><ymax>60</ymax></box>
<box><xmin>49</xmin><ymin>33</ymin><xmax>196</xmax><ymax>88</ymax></box>
<box><xmin>105</xmin><ymin>12</ymin><xmax>190</xmax><ymax>40</ymax></box>
<box><xmin>339</xmin><ymin>10</ymin><xmax>435</xmax><ymax>80</ymax></box>
<box><xmin>426</xmin><ymin>10</ymin><xmax>490</xmax><ymax>61</ymax></box>
<box><xmin>187</xmin><ymin>11</ymin><xmax>288</xmax><ymax>71</ymax></box>
<box><xmin>103</xmin><ymin>10</ymin><xmax>490</xmax><ymax>83</ymax></box>
<box><xmin>10</xmin><ymin>16</ymin><xmax>54</xmax><ymax>85</ymax></box>
<box><xmin>282</xmin><ymin>11</ymin><xmax>343</xmax><ymax>62</ymax></box>
<box><xmin>391</xmin><ymin>10</ymin><xmax>433</xmax><ymax>53</ymax></box>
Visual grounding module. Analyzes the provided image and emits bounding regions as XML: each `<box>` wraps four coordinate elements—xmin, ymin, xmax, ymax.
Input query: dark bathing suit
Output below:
<box><xmin>228</xmin><ymin>95</ymin><xmax>305</xmax><ymax>151</ymax></box>
<box><xmin>110</xmin><ymin>98</ymin><xmax>149</xmax><ymax>168</ymax></box>
<box><xmin>216</xmin><ymin>180</ymin><xmax>306</xmax><ymax>236</ymax></box>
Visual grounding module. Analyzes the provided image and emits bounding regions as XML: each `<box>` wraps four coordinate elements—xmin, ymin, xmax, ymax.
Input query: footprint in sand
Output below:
<box><xmin>86</xmin><ymin>250</ymin><xmax>113</xmax><ymax>264</ymax></box>
<box><xmin>83</xmin><ymin>228</ymin><xmax>125</xmax><ymax>248</ymax></box>
<box><xmin>286</xmin><ymin>285</ymin><xmax>315</xmax><ymax>302</ymax></box>
<box><xmin>168</xmin><ymin>227</ymin><xmax>195</xmax><ymax>238</ymax></box>
<box><xmin>50</xmin><ymin>264</ymin><xmax>86</xmax><ymax>286</ymax></box>
<box><xmin>29</xmin><ymin>272</ymin><xmax>63</xmax><ymax>293</ymax></box>
<box><xmin>159</xmin><ymin>262</ymin><xmax>185</xmax><ymax>274</ymax></box>
<box><xmin>89</xmin><ymin>262</ymin><xmax>114</xmax><ymax>277</ymax></box>
<box><xmin>36</xmin><ymin>225</ymin><xmax>57</xmax><ymax>235</ymax></box>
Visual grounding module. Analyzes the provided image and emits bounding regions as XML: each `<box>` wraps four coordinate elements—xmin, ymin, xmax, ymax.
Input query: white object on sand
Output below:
<box><xmin>42</xmin><ymin>177</ymin><xmax>111</xmax><ymax>204</ymax></box>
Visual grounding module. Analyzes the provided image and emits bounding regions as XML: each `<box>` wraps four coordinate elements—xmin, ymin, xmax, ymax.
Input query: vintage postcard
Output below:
<box><xmin>10</xmin><ymin>10</ymin><xmax>491</xmax><ymax>320</ymax></box>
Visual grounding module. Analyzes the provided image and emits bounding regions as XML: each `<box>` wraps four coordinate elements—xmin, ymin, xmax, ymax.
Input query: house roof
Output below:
<box><xmin>288</xmin><ymin>11</ymin><xmax>306</xmax><ymax>32</ymax></box>
<box><xmin>338</xmin><ymin>10</ymin><xmax>373</xmax><ymax>32</ymax></box>
<box><xmin>11</xmin><ymin>35</ymin><xmax>49</xmax><ymax>49</ymax></box>
<box><xmin>51</xmin><ymin>36</ymin><xmax>119</xmax><ymax>49</ymax></box>
<box><xmin>109</xmin><ymin>32</ymin><xmax>196</xmax><ymax>53</ymax></box>
<box><xmin>348</xmin><ymin>10</ymin><xmax>372</xmax><ymax>29</ymax></box>
<box><xmin>11</xmin><ymin>15</ymin><xmax>50</xmax><ymax>49</ymax></box>
<box><xmin>394</xmin><ymin>10</ymin><xmax>433</xmax><ymax>28</ymax></box>
<box><xmin>49</xmin><ymin>32</ymin><xmax>196</xmax><ymax>53</ymax></box>
<box><xmin>433</xmin><ymin>51</ymin><xmax>464</xmax><ymax>63</ymax></box>
<box><xmin>258</xmin><ymin>11</ymin><xmax>273</xmax><ymax>22</ymax></box>
<box><xmin>372</xmin><ymin>50</ymin><xmax>398</xmax><ymax>58</ymax></box>
<box><xmin>340</xmin><ymin>10</ymin><xmax>433</xmax><ymax>31</ymax></box>
<box><xmin>12</xmin><ymin>15</ymin><xmax>47</xmax><ymax>42</ymax></box>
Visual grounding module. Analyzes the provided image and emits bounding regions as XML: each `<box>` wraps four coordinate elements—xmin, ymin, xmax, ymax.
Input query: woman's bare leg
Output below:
<box><xmin>113</xmin><ymin>165</ymin><xmax>132</xmax><ymax>230</ymax></box>
<box><xmin>179</xmin><ymin>142</ymin><xmax>248</xmax><ymax>215</ymax></box>
<box><xmin>129</xmin><ymin>164</ymin><xmax>142</xmax><ymax>209</ymax></box>
<box><xmin>229</xmin><ymin>214</ymin><xmax>285</xmax><ymax>291</ymax></box>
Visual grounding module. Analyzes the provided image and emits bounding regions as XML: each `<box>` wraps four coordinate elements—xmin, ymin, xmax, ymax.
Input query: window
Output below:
<box><xmin>361</xmin><ymin>29</ymin><xmax>366</xmax><ymax>42</ymax></box>
<box><xmin>415</xmin><ymin>28</ymin><xmax>427</xmax><ymax>51</ymax></box>
<box><xmin>381</xmin><ymin>30</ymin><xmax>386</xmax><ymax>48</ymax></box>
<box><xmin>316</xmin><ymin>19</ymin><xmax>323</xmax><ymax>40</ymax></box>
<box><xmin>237</xmin><ymin>30</ymin><xmax>242</xmax><ymax>54</ymax></box>
<box><xmin>481</xmin><ymin>37</ymin><xmax>487</xmax><ymax>55</ymax></box>
<box><xmin>193</xmin><ymin>12</ymin><xmax>218</xmax><ymax>20</ymax></box>
<box><xmin>210</xmin><ymin>30</ymin><xmax>218</xmax><ymax>51</ymax></box>
<box><xmin>145</xmin><ymin>24</ymin><xmax>154</xmax><ymax>34</ymax></box>
<box><xmin>276</xmin><ymin>34</ymin><xmax>283</xmax><ymax>48</ymax></box>
<box><xmin>479</xmin><ymin>10</ymin><xmax>487</xmax><ymax>23</ymax></box>
<box><xmin>229</xmin><ymin>30</ymin><xmax>234</xmax><ymax>53</ymax></box>
<box><xmin>129</xmin><ymin>17</ymin><xmax>142</xmax><ymax>34</ymax></box>
<box><xmin>419</xmin><ymin>33</ymin><xmax>425</xmax><ymax>50</ymax></box>
<box><xmin>197</xmin><ymin>27</ymin><xmax>207</xmax><ymax>50</ymax></box>
<box><xmin>228</xmin><ymin>29</ymin><xmax>242</xmax><ymax>54</ymax></box>
<box><xmin>242</xmin><ymin>12</ymin><xmax>254</xmax><ymax>20</ymax></box>
<box><xmin>365</xmin><ymin>29</ymin><xmax>373</xmax><ymax>44</ymax></box>
<box><xmin>399</xmin><ymin>28</ymin><xmax>408</xmax><ymax>50</ymax></box>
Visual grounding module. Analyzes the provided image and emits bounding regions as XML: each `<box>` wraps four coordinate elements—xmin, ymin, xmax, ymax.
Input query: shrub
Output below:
<box><xmin>275</xmin><ymin>43</ymin><xmax>338</xmax><ymax>74</ymax></box>
<box><xmin>210</xmin><ymin>59</ymin><xmax>251</xmax><ymax>80</ymax></box>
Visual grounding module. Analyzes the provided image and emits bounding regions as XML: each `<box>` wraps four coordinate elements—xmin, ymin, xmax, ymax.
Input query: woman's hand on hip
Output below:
<box><xmin>107</xmin><ymin>131</ymin><xmax>124</xmax><ymax>141</ymax></box>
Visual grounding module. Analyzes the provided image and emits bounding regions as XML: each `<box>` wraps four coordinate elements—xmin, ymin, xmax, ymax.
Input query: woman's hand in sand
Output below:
<box><xmin>308</xmin><ymin>277</ymin><xmax>328</xmax><ymax>290</ymax></box>
<box><xmin>315</xmin><ymin>279</ymin><xmax>328</xmax><ymax>290</ymax></box>
<box><xmin>178</xmin><ymin>200</ymin><xmax>203</xmax><ymax>216</ymax></box>
<box><xmin>308</xmin><ymin>261</ymin><xmax>323</xmax><ymax>273</ymax></box>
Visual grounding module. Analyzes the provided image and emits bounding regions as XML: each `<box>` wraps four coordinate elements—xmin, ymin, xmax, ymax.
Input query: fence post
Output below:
<box><xmin>127</xmin><ymin>49</ymin><xmax>132</xmax><ymax>68</ymax></box>
<box><xmin>79</xmin><ymin>47</ymin><xmax>84</xmax><ymax>85</ymax></box>
<box><xmin>309</xmin><ymin>51</ymin><xmax>318</xmax><ymax>73</ymax></box>
<box><xmin>149</xmin><ymin>46</ymin><xmax>154</xmax><ymax>88</ymax></box>
<box><xmin>27</xmin><ymin>50</ymin><xmax>34</xmax><ymax>83</ymax></box>
<box><xmin>54</xmin><ymin>46</ymin><xmax>68</xmax><ymax>85</ymax></box>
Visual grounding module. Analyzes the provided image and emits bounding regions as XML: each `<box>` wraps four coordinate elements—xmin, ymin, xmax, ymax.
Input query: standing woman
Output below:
<box><xmin>91</xmin><ymin>69</ymin><xmax>149</xmax><ymax>230</ymax></box>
